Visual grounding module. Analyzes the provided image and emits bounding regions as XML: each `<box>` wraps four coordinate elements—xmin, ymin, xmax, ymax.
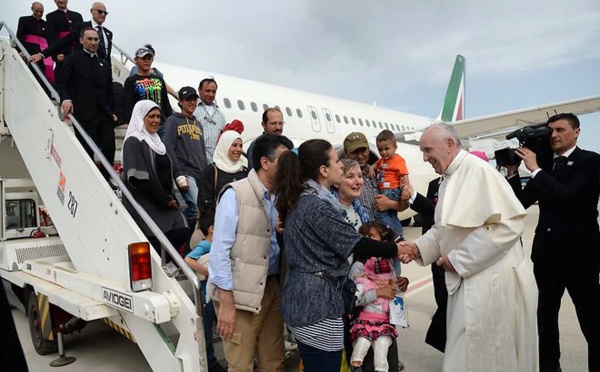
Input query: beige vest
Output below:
<box><xmin>209</xmin><ymin>169</ymin><xmax>272</xmax><ymax>313</ymax></box>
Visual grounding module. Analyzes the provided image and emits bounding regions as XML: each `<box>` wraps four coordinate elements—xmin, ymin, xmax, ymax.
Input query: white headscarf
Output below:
<box><xmin>124</xmin><ymin>100</ymin><xmax>166</xmax><ymax>155</ymax></box>
<box><xmin>213</xmin><ymin>130</ymin><xmax>247</xmax><ymax>173</ymax></box>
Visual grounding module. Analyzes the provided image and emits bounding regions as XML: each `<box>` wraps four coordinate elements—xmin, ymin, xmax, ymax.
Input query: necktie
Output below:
<box><xmin>96</xmin><ymin>26</ymin><xmax>106</xmax><ymax>59</ymax></box>
<box><xmin>553</xmin><ymin>156</ymin><xmax>567</xmax><ymax>173</ymax></box>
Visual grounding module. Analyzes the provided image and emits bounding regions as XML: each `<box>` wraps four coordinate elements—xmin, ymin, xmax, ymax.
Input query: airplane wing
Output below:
<box><xmin>452</xmin><ymin>95</ymin><xmax>600</xmax><ymax>140</ymax></box>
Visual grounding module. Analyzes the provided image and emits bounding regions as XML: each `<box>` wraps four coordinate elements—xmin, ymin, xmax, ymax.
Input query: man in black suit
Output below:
<box><xmin>55</xmin><ymin>27</ymin><xmax>117</xmax><ymax>182</ymax></box>
<box><xmin>404</xmin><ymin>177</ymin><xmax>446</xmax><ymax>352</ymax></box>
<box><xmin>506</xmin><ymin>113</ymin><xmax>600</xmax><ymax>372</ymax></box>
<box><xmin>45</xmin><ymin>0</ymin><xmax>84</xmax><ymax>81</ymax></box>
<box><xmin>16</xmin><ymin>2</ymin><xmax>53</xmax><ymax>85</ymax></box>
<box><xmin>29</xmin><ymin>2</ymin><xmax>113</xmax><ymax>68</ymax></box>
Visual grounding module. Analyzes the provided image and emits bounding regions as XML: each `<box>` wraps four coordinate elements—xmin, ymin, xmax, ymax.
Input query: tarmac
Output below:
<box><xmin>9</xmin><ymin>205</ymin><xmax>589</xmax><ymax>371</ymax></box>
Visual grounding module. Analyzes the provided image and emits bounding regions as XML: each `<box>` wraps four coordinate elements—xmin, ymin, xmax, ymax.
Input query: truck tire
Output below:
<box><xmin>27</xmin><ymin>291</ymin><xmax>58</xmax><ymax>355</ymax></box>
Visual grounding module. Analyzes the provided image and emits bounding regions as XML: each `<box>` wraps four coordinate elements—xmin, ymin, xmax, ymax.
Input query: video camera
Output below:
<box><xmin>494</xmin><ymin>122</ymin><xmax>553</xmax><ymax>167</ymax></box>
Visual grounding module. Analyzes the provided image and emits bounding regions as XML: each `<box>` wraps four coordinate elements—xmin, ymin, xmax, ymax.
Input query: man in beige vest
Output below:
<box><xmin>208</xmin><ymin>134</ymin><xmax>293</xmax><ymax>372</ymax></box>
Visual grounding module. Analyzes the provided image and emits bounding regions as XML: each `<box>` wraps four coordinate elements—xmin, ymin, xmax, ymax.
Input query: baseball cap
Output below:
<box><xmin>178</xmin><ymin>86</ymin><xmax>199</xmax><ymax>101</ymax></box>
<box><xmin>135</xmin><ymin>46</ymin><xmax>155</xmax><ymax>58</ymax></box>
<box><xmin>343</xmin><ymin>132</ymin><xmax>369</xmax><ymax>153</ymax></box>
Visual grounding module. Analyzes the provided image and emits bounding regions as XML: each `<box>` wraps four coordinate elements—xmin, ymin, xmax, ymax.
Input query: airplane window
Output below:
<box><xmin>250</xmin><ymin>102</ymin><xmax>258</xmax><ymax>112</ymax></box>
<box><xmin>263</xmin><ymin>104</ymin><xmax>269</xmax><ymax>111</ymax></box>
<box><xmin>344</xmin><ymin>116</ymin><xmax>348</xmax><ymax>124</ymax></box>
<box><xmin>286</xmin><ymin>107</ymin><xmax>293</xmax><ymax>117</ymax></box>
<box><xmin>296</xmin><ymin>109</ymin><xmax>303</xmax><ymax>118</ymax></box>
<box><xmin>359</xmin><ymin>118</ymin><xmax>364</xmax><ymax>126</ymax></box>
<box><xmin>325</xmin><ymin>113</ymin><xmax>331</xmax><ymax>121</ymax></box>
<box><xmin>396</xmin><ymin>124</ymin><xmax>401</xmax><ymax>131</ymax></box>
<box><xmin>223</xmin><ymin>98</ymin><xmax>232</xmax><ymax>109</ymax></box>
<box><xmin>401</xmin><ymin>125</ymin><xmax>405</xmax><ymax>131</ymax></box>
<box><xmin>379</xmin><ymin>121</ymin><xmax>383</xmax><ymax>129</ymax></box>
<box><xmin>237</xmin><ymin>100</ymin><xmax>245</xmax><ymax>110</ymax></box>
<box><xmin>351</xmin><ymin>117</ymin><xmax>356</xmax><ymax>125</ymax></box>
<box><xmin>335</xmin><ymin>114</ymin><xmax>341</xmax><ymax>123</ymax></box>
<box><xmin>365</xmin><ymin>119</ymin><xmax>370</xmax><ymax>127</ymax></box>
<box><xmin>275</xmin><ymin>105</ymin><xmax>281</xmax><ymax>110</ymax></box>
<box><xmin>384</xmin><ymin>123</ymin><xmax>389</xmax><ymax>129</ymax></box>
<box><xmin>311</xmin><ymin>111</ymin><xmax>317</xmax><ymax>120</ymax></box>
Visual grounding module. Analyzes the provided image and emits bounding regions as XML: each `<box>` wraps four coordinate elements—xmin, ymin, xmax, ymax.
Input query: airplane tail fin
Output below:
<box><xmin>437</xmin><ymin>54</ymin><xmax>466</xmax><ymax>122</ymax></box>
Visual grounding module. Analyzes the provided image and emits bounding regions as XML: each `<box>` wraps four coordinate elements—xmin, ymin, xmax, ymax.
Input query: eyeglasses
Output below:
<box><xmin>93</xmin><ymin>9</ymin><xmax>109</xmax><ymax>15</ymax></box>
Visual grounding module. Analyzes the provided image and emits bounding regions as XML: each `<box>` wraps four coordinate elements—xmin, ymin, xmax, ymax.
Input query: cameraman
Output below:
<box><xmin>505</xmin><ymin>113</ymin><xmax>600</xmax><ymax>372</ymax></box>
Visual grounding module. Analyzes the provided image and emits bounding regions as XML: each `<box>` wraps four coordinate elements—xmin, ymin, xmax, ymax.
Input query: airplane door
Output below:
<box><xmin>321</xmin><ymin>108</ymin><xmax>335</xmax><ymax>133</ymax></box>
<box><xmin>307</xmin><ymin>106</ymin><xmax>321</xmax><ymax>132</ymax></box>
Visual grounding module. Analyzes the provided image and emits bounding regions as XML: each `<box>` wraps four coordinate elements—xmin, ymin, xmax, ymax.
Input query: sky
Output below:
<box><xmin>2</xmin><ymin>0</ymin><xmax>600</xmax><ymax>151</ymax></box>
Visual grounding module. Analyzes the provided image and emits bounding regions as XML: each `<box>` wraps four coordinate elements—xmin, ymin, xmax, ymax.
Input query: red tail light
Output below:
<box><xmin>128</xmin><ymin>242</ymin><xmax>152</xmax><ymax>292</ymax></box>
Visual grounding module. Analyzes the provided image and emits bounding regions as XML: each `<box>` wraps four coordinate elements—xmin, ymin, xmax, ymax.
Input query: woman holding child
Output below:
<box><xmin>274</xmin><ymin>139</ymin><xmax>412</xmax><ymax>372</ymax></box>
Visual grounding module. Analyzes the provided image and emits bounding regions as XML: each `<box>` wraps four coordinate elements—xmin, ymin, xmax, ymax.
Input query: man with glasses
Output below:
<box><xmin>246</xmin><ymin>107</ymin><xmax>285</xmax><ymax>169</ymax></box>
<box><xmin>29</xmin><ymin>2</ymin><xmax>113</xmax><ymax>68</ymax></box>
<box><xmin>123</xmin><ymin>45</ymin><xmax>173</xmax><ymax>134</ymax></box>
<box><xmin>194</xmin><ymin>78</ymin><xmax>227</xmax><ymax>163</ymax></box>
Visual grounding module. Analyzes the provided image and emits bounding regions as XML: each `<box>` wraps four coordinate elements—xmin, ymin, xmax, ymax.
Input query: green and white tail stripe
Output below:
<box><xmin>438</xmin><ymin>54</ymin><xmax>466</xmax><ymax>122</ymax></box>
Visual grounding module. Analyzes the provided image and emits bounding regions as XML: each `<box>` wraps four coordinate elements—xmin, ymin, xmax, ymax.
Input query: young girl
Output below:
<box><xmin>349</xmin><ymin>222</ymin><xmax>407</xmax><ymax>371</ymax></box>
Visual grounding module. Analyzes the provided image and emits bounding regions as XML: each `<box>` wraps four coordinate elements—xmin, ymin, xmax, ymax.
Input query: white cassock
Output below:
<box><xmin>415</xmin><ymin>150</ymin><xmax>539</xmax><ymax>372</ymax></box>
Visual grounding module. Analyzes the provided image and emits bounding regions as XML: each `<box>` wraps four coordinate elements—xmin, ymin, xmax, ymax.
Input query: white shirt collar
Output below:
<box><xmin>555</xmin><ymin>146</ymin><xmax>576</xmax><ymax>159</ymax></box>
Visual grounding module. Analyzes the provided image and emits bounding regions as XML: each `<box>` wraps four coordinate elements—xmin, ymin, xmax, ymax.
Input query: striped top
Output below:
<box><xmin>287</xmin><ymin>318</ymin><xmax>344</xmax><ymax>351</ymax></box>
<box><xmin>194</xmin><ymin>103</ymin><xmax>227</xmax><ymax>163</ymax></box>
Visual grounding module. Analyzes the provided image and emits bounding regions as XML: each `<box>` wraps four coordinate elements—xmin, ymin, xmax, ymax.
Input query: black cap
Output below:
<box><xmin>178</xmin><ymin>86</ymin><xmax>199</xmax><ymax>101</ymax></box>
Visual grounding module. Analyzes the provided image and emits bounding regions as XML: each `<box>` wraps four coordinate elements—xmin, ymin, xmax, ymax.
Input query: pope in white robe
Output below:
<box><xmin>404</xmin><ymin>123</ymin><xmax>539</xmax><ymax>372</ymax></box>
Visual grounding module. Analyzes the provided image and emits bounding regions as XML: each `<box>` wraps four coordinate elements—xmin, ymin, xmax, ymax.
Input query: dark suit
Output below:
<box><xmin>41</xmin><ymin>21</ymin><xmax>113</xmax><ymax>66</ymax></box>
<box><xmin>56</xmin><ymin>50</ymin><xmax>116</xmax><ymax>176</ymax></box>
<box><xmin>508</xmin><ymin>147</ymin><xmax>600</xmax><ymax>371</ymax></box>
<box><xmin>410</xmin><ymin>177</ymin><xmax>447</xmax><ymax>353</ymax></box>
<box><xmin>16</xmin><ymin>15</ymin><xmax>48</xmax><ymax>82</ymax></box>
<box><xmin>45</xmin><ymin>9</ymin><xmax>83</xmax><ymax>60</ymax></box>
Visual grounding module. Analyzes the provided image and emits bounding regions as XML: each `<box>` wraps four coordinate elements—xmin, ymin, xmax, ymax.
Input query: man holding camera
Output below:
<box><xmin>506</xmin><ymin>113</ymin><xmax>600</xmax><ymax>372</ymax></box>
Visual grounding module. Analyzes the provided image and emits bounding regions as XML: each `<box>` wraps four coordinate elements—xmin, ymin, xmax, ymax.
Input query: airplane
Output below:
<box><xmin>110</xmin><ymin>49</ymin><xmax>600</xmax><ymax>222</ymax></box>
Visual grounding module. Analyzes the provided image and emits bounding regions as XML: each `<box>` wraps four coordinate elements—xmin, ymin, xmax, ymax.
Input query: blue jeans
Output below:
<box><xmin>297</xmin><ymin>340</ymin><xmax>343</xmax><ymax>372</ymax></box>
<box><xmin>203</xmin><ymin>299</ymin><xmax>218</xmax><ymax>368</ymax></box>
<box><xmin>182</xmin><ymin>175</ymin><xmax>199</xmax><ymax>222</ymax></box>
<box><xmin>374</xmin><ymin>187</ymin><xmax>403</xmax><ymax>238</ymax></box>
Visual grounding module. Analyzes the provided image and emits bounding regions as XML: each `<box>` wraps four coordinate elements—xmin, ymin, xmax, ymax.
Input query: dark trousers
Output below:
<box><xmin>75</xmin><ymin>113</ymin><xmax>115</xmax><ymax>180</ymax></box>
<box><xmin>297</xmin><ymin>340</ymin><xmax>342</xmax><ymax>372</ymax></box>
<box><xmin>203</xmin><ymin>299</ymin><xmax>218</xmax><ymax>368</ymax></box>
<box><xmin>534</xmin><ymin>257</ymin><xmax>600</xmax><ymax>371</ymax></box>
<box><xmin>425</xmin><ymin>263</ymin><xmax>447</xmax><ymax>352</ymax></box>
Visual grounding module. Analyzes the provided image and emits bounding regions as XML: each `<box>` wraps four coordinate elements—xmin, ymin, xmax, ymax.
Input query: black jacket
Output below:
<box><xmin>56</xmin><ymin>51</ymin><xmax>115</xmax><ymax>121</ymax></box>
<box><xmin>45</xmin><ymin>9</ymin><xmax>84</xmax><ymax>61</ymax></box>
<box><xmin>41</xmin><ymin>21</ymin><xmax>113</xmax><ymax>64</ymax></box>
<box><xmin>508</xmin><ymin>147</ymin><xmax>600</xmax><ymax>264</ymax></box>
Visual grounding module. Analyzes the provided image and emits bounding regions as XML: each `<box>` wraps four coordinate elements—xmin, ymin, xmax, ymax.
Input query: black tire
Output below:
<box><xmin>27</xmin><ymin>291</ymin><xmax>57</xmax><ymax>355</ymax></box>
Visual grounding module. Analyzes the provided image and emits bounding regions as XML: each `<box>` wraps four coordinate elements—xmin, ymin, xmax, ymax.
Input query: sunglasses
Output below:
<box><xmin>93</xmin><ymin>9</ymin><xmax>109</xmax><ymax>15</ymax></box>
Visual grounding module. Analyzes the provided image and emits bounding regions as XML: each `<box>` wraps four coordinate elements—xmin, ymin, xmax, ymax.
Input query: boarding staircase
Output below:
<box><xmin>0</xmin><ymin>22</ymin><xmax>207</xmax><ymax>371</ymax></box>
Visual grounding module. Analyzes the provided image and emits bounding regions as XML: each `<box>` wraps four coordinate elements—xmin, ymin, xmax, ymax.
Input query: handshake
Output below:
<box><xmin>396</xmin><ymin>240</ymin><xmax>420</xmax><ymax>263</ymax></box>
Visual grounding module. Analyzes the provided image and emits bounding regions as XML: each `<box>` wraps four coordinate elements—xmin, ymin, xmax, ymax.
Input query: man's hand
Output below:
<box><xmin>61</xmin><ymin>101</ymin><xmax>73</xmax><ymax>117</ymax></box>
<box><xmin>28</xmin><ymin>53</ymin><xmax>43</xmax><ymax>63</ymax></box>
<box><xmin>515</xmin><ymin>147</ymin><xmax>539</xmax><ymax>173</ymax></box>
<box><xmin>216</xmin><ymin>290</ymin><xmax>237</xmax><ymax>341</ymax></box>
<box><xmin>368</xmin><ymin>164</ymin><xmax>376</xmax><ymax>179</ymax></box>
<box><xmin>375</xmin><ymin>284</ymin><xmax>396</xmax><ymax>300</ymax></box>
<box><xmin>375</xmin><ymin>194</ymin><xmax>395</xmax><ymax>212</ymax></box>
<box><xmin>56</xmin><ymin>54</ymin><xmax>65</xmax><ymax>62</ymax></box>
<box><xmin>436</xmin><ymin>256</ymin><xmax>456</xmax><ymax>274</ymax></box>
<box><xmin>112</xmin><ymin>114</ymin><xmax>118</xmax><ymax>123</ymax></box>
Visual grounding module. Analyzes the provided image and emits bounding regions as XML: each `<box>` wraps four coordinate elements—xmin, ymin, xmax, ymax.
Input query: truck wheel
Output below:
<box><xmin>27</xmin><ymin>292</ymin><xmax>58</xmax><ymax>355</ymax></box>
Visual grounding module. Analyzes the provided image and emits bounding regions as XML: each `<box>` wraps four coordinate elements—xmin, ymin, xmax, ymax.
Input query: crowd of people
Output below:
<box><xmin>11</xmin><ymin>2</ymin><xmax>600</xmax><ymax>372</ymax></box>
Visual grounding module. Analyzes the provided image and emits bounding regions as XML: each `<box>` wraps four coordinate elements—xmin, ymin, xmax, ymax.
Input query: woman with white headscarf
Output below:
<box><xmin>197</xmin><ymin>130</ymin><xmax>249</xmax><ymax>221</ymax></box>
<box><xmin>122</xmin><ymin>100</ymin><xmax>188</xmax><ymax>255</ymax></box>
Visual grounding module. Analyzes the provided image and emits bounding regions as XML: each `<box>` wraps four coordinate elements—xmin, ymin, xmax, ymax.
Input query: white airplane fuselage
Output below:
<box><xmin>154</xmin><ymin>62</ymin><xmax>441</xmax><ymax>220</ymax></box>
